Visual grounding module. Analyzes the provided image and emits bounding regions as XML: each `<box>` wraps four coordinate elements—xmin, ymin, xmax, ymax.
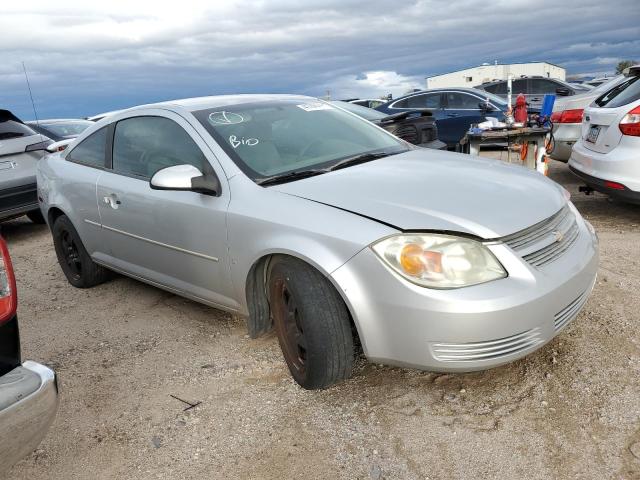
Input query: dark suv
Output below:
<box><xmin>475</xmin><ymin>77</ymin><xmax>590</xmax><ymax>109</ymax></box>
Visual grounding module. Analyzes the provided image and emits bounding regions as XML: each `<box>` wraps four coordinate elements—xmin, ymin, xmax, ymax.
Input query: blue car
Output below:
<box><xmin>376</xmin><ymin>88</ymin><xmax>515</xmax><ymax>148</ymax></box>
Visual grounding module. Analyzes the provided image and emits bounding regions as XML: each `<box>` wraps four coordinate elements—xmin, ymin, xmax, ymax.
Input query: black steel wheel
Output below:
<box><xmin>268</xmin><ymin>256</ymin><xmax>354</xmax><ymax>389</ymax></box>
<box><xmin>52</xmin><ymin>215</ymin><xmax>110</xmax><ymax>288</ymax></box>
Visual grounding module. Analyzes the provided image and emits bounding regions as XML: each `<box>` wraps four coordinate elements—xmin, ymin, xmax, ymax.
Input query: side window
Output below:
<box><xmin>406</xmin><ymin>93</ymin><xmax>441</xmax><ymax>109</ymax></box>
<box><xmin>392</xmin><ymin>99</ymin><xmax>409</xmax><ymax>108</ymax></box>
<box><xmin>66</xmin><ymin>127</ymin><xmax>107</xmax><ymax>168</ymax></box>
<box><xmin>530</xmin><ymin>79</ymin><xmax>556</xmax><ymax>94</ymax></box>
<box><xmin>512</xmin><ymin>79</ymin><xmax>527</xmax><ymax>94</ymax></box>
<box><xmin>492</xmin><ymin>82</ymin><xmax>507</xmax><ymax>94</ymax></box>
<box><xmin>445</xmin><ymin>92</ymin><xmax>480</xmax><ymax>109</ymax></box>
<box><xmin>112</xmin><ymin>116</ymin><xmax>206</xmax><ymax>179</ymax></box>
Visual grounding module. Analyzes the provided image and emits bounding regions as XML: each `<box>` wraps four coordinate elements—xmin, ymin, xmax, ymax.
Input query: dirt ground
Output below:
<box><xmin>3</xmin><ymin>160</ymin><xmax>640</xmax><ymax>480</ymax></box>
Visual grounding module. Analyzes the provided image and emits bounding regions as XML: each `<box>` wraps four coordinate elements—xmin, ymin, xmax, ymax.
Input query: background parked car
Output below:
<box><xmin>26</xmin><ymin>119</ymin><xmax>93</xmax><ymax>142</ymax></box>
<box><xmin>569</xmin><ymin>66</ymin><xmax>640</xmax><ymax>203</ymax></box>
<box><xmin>375</xmin><ymin>88</ymin><xmax>514</xmax><ymax>148</ymax></box>
<box><xmin>475</xmin><ymin>76</ymin><xmax>591</xmax><ymax>109</ymax></box>
<box><xmin>0</xmin><ymin>109</ymin><xmax>51</xmax><ymax>223</ymax></box>
<box><xmin>0</xmin><ymin>236</ymin><xmax>58</xmax><ymax>475</ymax></box>
<box><xmin>584</xmin><ymin>76</ymin><xmax>616</xmax><ymax>88</ymax></box>
<box><xmin>331</xmin><ymin>101</ymin><xmax>446</xmax><ymax>149</ymax></box>
<box><xmin>549</xmin><ymin>76</ymin><xmax>625</xmax><ymax>162</ymax></box>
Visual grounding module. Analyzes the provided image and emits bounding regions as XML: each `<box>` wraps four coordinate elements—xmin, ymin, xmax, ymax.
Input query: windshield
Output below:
<box><xmin>330</xmin><ymin>101</ymin><xmax>388</xmax><ymax>121</ymax></box>
<box><xmin>193</xmin><ymin>99</ymin><xmax>408</xmax><ymax>180</ymax></box>
<box><xmin>41</xmin><ymin>120</ymin><xmax>93</xmax><ymax>137</ymax></box>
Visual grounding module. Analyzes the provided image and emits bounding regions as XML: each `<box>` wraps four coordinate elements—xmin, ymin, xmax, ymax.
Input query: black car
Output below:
<box><xmin>25</xmin><ymin>118</ymin><xmax>93</xmax><ymax>142</ymax></box>
<box><xmin>330</xmin><ymin>101</ymin><xmax>446</xmax><ymax>150</ymax></box>
<box><xmin>0</xmin><ymin>236</ymin><xmax>58</xmax><ymax>474</ymax></box>
<box><xmin>475</xmin><ymin>76</ymin><xmax>591</xmax><ymax>109</ymax></box>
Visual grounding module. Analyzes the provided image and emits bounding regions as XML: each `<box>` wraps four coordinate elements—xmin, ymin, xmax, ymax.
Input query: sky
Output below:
<box><xmin>1</xmin><ymin>0</ymin><xmax>638</xmax><ymax>120</ymax></box>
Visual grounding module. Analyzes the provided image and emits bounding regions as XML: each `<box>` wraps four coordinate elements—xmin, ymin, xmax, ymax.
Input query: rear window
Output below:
<box><xmin>0</xmin><ymin>111</ymin><xmax>36</xmax><ymax>140</ymax></box>
<box><xmin>594</xmin><ymin>76</ymin><xmax>640</xmax><ymax>108</ymax></box>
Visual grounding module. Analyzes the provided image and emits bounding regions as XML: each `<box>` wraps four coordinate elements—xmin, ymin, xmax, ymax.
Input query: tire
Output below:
<box><xmin>26</xmin><ymin>210</ymin><xmax>46</xmax><ymax>224</ymax></box>
<box><xmin>52</xmin><ymin>215</ymin><xmax>110</xmax><ymax>288</ymax></box>
<box><xmin>267</xmin><ymin>256</ymin><xmax>354</xmax><ymax>389</ymax></box>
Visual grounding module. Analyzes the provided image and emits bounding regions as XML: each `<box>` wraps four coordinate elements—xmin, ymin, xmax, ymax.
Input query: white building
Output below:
<box><xmin>425</xmin><ymin>62</ymin><xmax>566</xmax><ymax>89</ymax></box>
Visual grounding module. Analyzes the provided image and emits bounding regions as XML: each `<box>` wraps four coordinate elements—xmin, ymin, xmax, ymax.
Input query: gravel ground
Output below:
<box><xmin>3</xmin><ymin>160</ymin><xmax>640</xmax><ymax>480</ymax></box>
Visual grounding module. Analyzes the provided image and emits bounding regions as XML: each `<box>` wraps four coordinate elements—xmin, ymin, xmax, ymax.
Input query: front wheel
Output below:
<box><xmin>52</xmin><ymin>215</ymin><xmax>110</xmax><ymax>288</ymax></box>
<box><xmin>268</xmin><ymin>256</ymin><xmax>354</xmax><ymax>389</ymax></box>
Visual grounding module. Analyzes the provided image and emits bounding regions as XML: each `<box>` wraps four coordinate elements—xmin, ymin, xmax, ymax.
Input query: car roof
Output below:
<box><xmin>394</xmin><ymin>87</ymin><xmax>492</xmax><ymax>98</ymax></box>
<box><xmin>26</xmin><ymin>118</ymin><xmax>91</xmax><ymax>124</ymax></box>
<box><xmin>130</xmin><ymin>94</ymin><xmax>315</xmax><ymax>113</ymax></box>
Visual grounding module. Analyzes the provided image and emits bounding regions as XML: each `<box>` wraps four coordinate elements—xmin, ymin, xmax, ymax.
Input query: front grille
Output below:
<box><xmin>501</xmin><ymin>205</ymin><xmax>579</xmax><ymax>268</ymax></box>
<box><xmin>431</xmin><ymin>328</ymin><xmax>543</xmax><ymax>362</ymax></box>
<box><xmin>554</xmin><ymin>288</ymin><xmax>590</xmax><ymax>331</ymax></box>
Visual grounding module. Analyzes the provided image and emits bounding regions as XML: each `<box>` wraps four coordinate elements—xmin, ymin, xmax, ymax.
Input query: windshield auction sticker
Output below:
<box><xmin>296</xmin><ymin>103</ymin><xmax>333</xmax><ymax>112</ymax></box>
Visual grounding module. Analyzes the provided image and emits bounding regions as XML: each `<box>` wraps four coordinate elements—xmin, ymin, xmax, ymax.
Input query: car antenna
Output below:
<box><xmin>22</xmin><ymin>62</ymin><xmax>46</xmax><ymax>144</ymax></box>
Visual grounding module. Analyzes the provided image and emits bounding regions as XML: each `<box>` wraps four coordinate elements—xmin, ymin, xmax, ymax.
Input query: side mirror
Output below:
<box><xmin>150</xmin><ymin>164</ymin><xmax>221</xmax><ymax>196</ymax></box>
<box><xmin>556</xmin><ymin>87</ymin><xmax>571</xmax><ymax>96</ymax></box>
<box><xmin>479</xmin><ymin>102</ymin><xmax>495</xmax><ymax>112</ymax></box>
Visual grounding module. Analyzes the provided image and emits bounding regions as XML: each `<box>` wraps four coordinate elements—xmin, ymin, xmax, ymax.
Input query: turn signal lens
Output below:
<box><xmin>400</xmin><ymin>244</ymin><xmax>426</xmax><ymax>275</ymax></box>
<box><xmin>372</xmin><ymin>234</ymin><xmax>506</xmax><ymax>289</ymax></box>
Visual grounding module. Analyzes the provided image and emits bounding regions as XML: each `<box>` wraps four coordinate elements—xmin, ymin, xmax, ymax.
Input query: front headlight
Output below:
<box><xmin>371</xmin><ymin>234</ymin><xmax>507</xmax><ymax>289</ymax></box>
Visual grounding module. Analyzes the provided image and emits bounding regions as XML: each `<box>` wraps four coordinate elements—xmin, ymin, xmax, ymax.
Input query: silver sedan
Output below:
<box><xmin>37</xmin><ymin>95</ymin><xmax>599</xmax><ymax>389</ymax></box>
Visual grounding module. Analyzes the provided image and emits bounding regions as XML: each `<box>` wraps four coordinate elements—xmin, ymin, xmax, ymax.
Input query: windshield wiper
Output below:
<box><xmin>327</xmin><ymin>150</ymin><xmax>403</xmax><ymax>172</ymax></box>
<box><xmin>256</xmin><ymin>169</ymin><xmax>327</xmax><ymax>186</ymax></box>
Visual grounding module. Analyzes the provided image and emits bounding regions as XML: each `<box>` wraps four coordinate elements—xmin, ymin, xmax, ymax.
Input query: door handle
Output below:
<box><xmin>103</xmin><ymin>195</ymin><xmax>121</xmax><ymax>209</ymax></box>
<box><xmin>446</xmin><ymin>113</ymin><xmax>459</xmax><ymax>117</ymax></box>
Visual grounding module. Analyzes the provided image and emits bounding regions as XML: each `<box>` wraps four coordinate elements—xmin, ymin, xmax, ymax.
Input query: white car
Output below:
<box><xmin>569</xmin><ymin>66</ymin><xmax>640</xmax><ymax>203</ymax></box>
<box><xmin>549</xmin><ymin>75</ymin><xmax>624</xmax><ymax>162</ymax></box>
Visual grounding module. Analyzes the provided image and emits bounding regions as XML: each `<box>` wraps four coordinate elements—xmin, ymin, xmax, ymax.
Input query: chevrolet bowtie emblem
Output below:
<box><xmin>552</xmin><ymin>230</ymin><xmax>564</xmax><ymax>243</ymax></box>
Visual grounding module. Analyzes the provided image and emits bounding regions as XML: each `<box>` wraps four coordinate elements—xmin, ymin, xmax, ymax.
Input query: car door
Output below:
<box><xmin>439</xmin><ymin>91</ymin><xmax>486</xmax><ymax>145</ymax></box>
<box><xmin>59</xmin><ymin>127</ymin><xmax>110</xmax><ymax>255</ymax></box>
<box><xmin>96</xmin><ymin>110</ymin><xmax>237</xmax><ymax>310</ymax></box>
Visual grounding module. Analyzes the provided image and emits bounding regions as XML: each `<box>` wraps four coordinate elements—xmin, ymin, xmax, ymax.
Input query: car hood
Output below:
<box><xmin>274</xmin><ymin>150</ymin><xmax>567</xmax><ymax>239</ymax></box>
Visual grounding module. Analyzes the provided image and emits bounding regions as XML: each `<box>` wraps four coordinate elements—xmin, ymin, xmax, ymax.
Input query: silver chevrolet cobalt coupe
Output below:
<box><xmin>37</xmin><ymin>95</ymin><xmax>598</xmax><ymax>389</ymax></box>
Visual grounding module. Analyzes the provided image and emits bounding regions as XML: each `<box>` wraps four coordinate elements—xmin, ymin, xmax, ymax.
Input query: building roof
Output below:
<box><xmin>426</xmin><ymin>61</ymin><xmax>565</xmax><ymax>79</ymax></box>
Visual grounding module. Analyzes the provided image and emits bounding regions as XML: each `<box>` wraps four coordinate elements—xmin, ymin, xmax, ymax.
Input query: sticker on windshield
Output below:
<box><xmin>229</xmin><ymin>135</ymin><xmax>259</xmax><ymax>148</ymax></box>
<box><xmin>208</xmin><ymin>111</ymin><xmax>245</xmax><ymax>125</ymax></box>
<box><xmin>296</xmin><ymin>102</ymin><xmax>333</xmax><ymax>112</ymax></box>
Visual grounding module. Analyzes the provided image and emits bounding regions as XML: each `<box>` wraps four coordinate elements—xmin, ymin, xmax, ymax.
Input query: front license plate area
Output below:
<box><xmin>586</xmin><ymin>125</ymin><xmax>600</xmax><ymax>144</ymax></box>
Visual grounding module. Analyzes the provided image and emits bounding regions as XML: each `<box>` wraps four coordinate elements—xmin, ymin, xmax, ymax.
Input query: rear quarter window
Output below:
<box><xmin>594</xmin><ymin>76</ymin><xmax>640</xmax><ymax>108</ymax></box>
<box><xmin>66</xmin><ymin>127</ymin><xmax>108</xmax><ymax>168</ymax></box>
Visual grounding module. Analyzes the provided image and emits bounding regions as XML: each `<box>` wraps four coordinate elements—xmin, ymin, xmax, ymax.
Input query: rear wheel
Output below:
<box><xmin>52</xmin><ymin>215</ymin><xmax>110</xmax><ymax>288</ymax></box>
<box><xmin>268</xmin><ymin>256</ymin><xmax>354</xmax><ymax>389</ymax></box>
<box><xmin>26</xmin><ymin>210</ymin><xmax>45</xmax><ymax>224</ymax></box>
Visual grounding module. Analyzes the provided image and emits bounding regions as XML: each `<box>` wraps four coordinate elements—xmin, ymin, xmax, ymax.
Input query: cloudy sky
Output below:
<box><xmin>1</xmin><ymin>0</ymin><xmax>638</xmax><ymax>119</ymax></box>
